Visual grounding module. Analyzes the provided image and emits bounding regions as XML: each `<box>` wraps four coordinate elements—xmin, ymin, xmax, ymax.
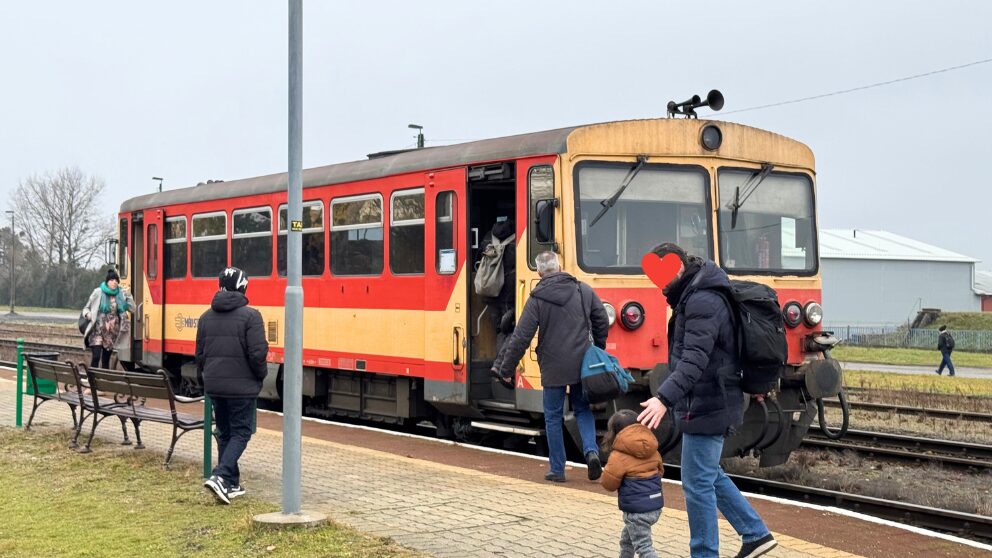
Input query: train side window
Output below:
<box><xmin>147</xmin><ymin>224</ymin><xmax>158</xmax><ymax>280</ymax></box>
<box><xmin>527</xmin><ymin>165</ymin><xmax>554</xmax><ymax>269</ymax></box>
<box><xmin>191</xmin><ymin>212</ymin><xmax>227</xmax><ymax>278</ymax></box>
<box><xmin>278</xmin><ymin>201</ymin><xmax>324</xmax><ymax>276</ymax></box>
<box><xmin>390</xmin><ymin>188</ymin><xmax>425</xmax><ymax>275</ymax></box>
<box><xmin>232</xmin><ymin>207</ymin><xmax>273</xmax><ymax>277</ymax></box>
<box><xmin>118</xmin><ymin>218</ymin><xmax>128</xmax><ymax>279</ymax></box>
<box><xmin>164</xmin><ymin>216</ymin><xmax>187</xmax><ymax>279</ymax></box>
<box><xmin>435</xmin><ymin>191</ymin><xmax>456</xmax><ymax>275</ymax></box>
<box><xmin>330</xmin><ymin>194</ymin><xmax>383</xmax><ymax>276</ymax></box>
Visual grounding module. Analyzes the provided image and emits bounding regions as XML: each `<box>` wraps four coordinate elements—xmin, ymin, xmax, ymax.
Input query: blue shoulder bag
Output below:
<box><xmin>577</xmin><ymin>285</ymin><xmax>634</xmax><ymax>404</ymax></box>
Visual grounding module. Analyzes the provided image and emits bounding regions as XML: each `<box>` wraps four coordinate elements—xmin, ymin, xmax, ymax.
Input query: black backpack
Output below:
<box><xmin>682</xmin><ymin>277</ymin><xmax>788</xmax><ymax>395</ymax></box>
<box><xmin>945</xmin><ymin>333</ymin><xmax>955</xmax><ymax>351</ymax></box>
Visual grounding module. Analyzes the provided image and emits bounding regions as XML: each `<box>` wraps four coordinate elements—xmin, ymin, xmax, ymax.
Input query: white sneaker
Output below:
<box><xmin>203</xmin><ymin>475</ymin><xmax>230</xmax><ymax>505</ymax></box>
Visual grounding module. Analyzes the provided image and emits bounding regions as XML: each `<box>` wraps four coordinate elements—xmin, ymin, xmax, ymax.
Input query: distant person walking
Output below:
<box><xmin>197</xmin><ymin>267</ymin><xmax>269</xmax><ymax>504</ymax></box>
<box><xmin>637</xmin><ymin>243</ymin><xmax>776</xmax><ymax>558</ymax></box>
<box><xmin>600</xmin><ymin>409</ymin><xmax>664</xmax><ymax>558</ymax></box>
<box><xmin>935</xmin><ymin>325</ymin><xmax>956</xmax><ymax>376</ymax></box>
<box><xmin>493</xmin><ymin>251</ymin><xmax>610</xmax><ymax>482</ymax></box>
<box><xmin>81</xmin><ymin>268</ymin><xmax>134</xmax><ymax>369</ymax></box>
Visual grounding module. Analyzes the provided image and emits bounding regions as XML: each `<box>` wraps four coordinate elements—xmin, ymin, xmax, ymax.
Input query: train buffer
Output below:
<box><xmin>0</xmin><ymin>369</ymin><xmax>987</xmax><ymax>558</ymax></box>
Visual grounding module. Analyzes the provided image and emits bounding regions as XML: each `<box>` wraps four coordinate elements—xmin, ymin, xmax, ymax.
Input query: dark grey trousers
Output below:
<box><xmin>620</xmin><ymin>509</ymin><xmax>661</xmax><ymax>558</ymax></box>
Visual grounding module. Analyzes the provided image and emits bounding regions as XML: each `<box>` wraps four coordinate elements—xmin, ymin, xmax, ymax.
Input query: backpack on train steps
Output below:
<box><xmin>474</xmin><ymin>234</ymin><xmax>515</xmax><ymax>298</ymax></box>
<box><xmin>683</xmin><ymin>277</ymin><xmax>789</xmax><ymax>395</ymax></box>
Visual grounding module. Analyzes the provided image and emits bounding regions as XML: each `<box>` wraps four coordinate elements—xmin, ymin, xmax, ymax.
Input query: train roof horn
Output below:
<box><xmin>667</xmin><ymin>89</ymin><xmax>724</xmax><ymax>119</ymax></box>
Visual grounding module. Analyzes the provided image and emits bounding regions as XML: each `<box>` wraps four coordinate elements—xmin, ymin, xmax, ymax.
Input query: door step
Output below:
<box><xmin>476</xmin><ymin>398</ymin><xmax>516</xmax><ymax>411</ymax></box>
<box><xmin>470</xmin><ymin>421</ymin><xmax>544</xmax><ymax>437</ymax></box>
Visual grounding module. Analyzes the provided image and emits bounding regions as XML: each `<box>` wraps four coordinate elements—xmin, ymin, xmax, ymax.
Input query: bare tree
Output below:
<box><xmin>12</xmin><ymin>166</ymin><xmax>114</xmax><ymax>306</ymax></box>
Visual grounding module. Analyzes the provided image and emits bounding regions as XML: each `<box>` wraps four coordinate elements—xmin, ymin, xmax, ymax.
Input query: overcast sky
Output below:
<box><xmin>2</xmin><ymin>1</ymin><xmax>990</xmax><ymax>268</ymax></box>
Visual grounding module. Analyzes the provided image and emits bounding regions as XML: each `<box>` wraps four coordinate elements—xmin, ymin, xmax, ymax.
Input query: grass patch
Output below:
<box><xmin>832</xmin><ymin>345</ymin><xmax>992</xmax><ymax>368</ymax></box>
<box><xmin>922</xmin><ymin>312</ymin><xmax>992</xmax><ymax>331</ymax></box>
<box><xmin>0</xmin><ymin>428</ymin><xmax>418</xmax><ymax>558</ymax></box>
<box><xmin>844</xmin><ymin>369</ymin><xmax>992</xmax><ymax>397</ymax></box>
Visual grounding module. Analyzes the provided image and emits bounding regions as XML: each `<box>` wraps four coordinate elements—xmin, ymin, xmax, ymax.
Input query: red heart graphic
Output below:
<box><xmin>641</xmin><ymin>252</ymin><xmax>683</xmax><ymax>290</ymax></box>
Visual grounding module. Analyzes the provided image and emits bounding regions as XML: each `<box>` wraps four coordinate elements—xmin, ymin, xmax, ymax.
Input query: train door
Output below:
<box><xmin>143</xmin><ymin>209</ymin><xmax>164</xmax><ymax>368</ymax></box>
<box><xmin>465</xmin><ymin>162</ymin><xmax>517</xmax><ymax>407</ymax></box>
<box><xmin>423</xmin><ymin>168</ymin><xmax>470</xmax><ymax>406</ymax></box>
<box><xmin>129</xmin><ymin>212</ymin><xmax>144</xmax><ymax>364</ymax></box>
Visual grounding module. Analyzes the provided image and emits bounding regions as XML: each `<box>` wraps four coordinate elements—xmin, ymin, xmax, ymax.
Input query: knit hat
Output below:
<box><xmin>219</xmin><ymin>267</ymin><xmax>248</xmax><ymax>294</ymax></box>
<box><xmin>106</xmin><ymin>268</ymin><xmax>120</xmax><ymax>283</ymax></box>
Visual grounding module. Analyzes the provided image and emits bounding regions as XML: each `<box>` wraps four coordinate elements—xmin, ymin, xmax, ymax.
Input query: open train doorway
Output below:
<box><xmin>466</xmin><ymin>162</ymin><xmax>517</xmax><ymax>407</ymax></box>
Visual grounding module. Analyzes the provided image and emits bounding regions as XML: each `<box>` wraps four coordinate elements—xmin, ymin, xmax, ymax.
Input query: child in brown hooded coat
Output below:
<box><xmin>600</xmin><ymin>409</ymin><xmax>664</xmax><ymax>558</ymax></box>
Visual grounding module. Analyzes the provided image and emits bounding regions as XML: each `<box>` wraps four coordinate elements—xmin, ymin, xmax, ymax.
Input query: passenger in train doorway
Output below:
<box><xmin>477</xmin><ymin>217</ymin><xmax>517</xmax><ymax>357</ymax></box>
<box><xmin>492</xmin><ymin>251</ymin><xmax>610</xmax><ymax>482</ymax></box>
<box><xmin>638</xmin><ymin>243</ymin><xmax>777</xmax><ymax>558</ymax></box>
<box><xmin>935</xmin><ymin>325</ymin><xmax>956</xmax><ymax>376</ymax></box>
<box><xmin>81</xmin><ymin>268</ymin><xmax>134</xmax><ymax>369</ymax></box>
<box><xmin>197</xmin><ymin>267</ymin><xmax>269</xmax><ymax>505</ymax></box>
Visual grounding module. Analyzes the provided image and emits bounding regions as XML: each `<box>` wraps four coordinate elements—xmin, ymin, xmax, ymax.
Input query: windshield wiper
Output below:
<box><xmin>730</xmin><ymin>162</ymin><xmax>774</xmax><ymax>229</ymax></box>
<box><xmin>589</xmin><ymin>155</ymin><xmax>648</xmax><ymax>228</ymax></box>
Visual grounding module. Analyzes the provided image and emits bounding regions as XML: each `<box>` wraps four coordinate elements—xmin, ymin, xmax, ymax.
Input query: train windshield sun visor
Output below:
<box><xmin>729</xmin><ymin>162</ymin><xmax>774</xmax><ymax>229</ymax></box>
<box><xmin>588</xmin><ymin>155</ymin><xmax>648</xmax><ymax>228</ymax></box>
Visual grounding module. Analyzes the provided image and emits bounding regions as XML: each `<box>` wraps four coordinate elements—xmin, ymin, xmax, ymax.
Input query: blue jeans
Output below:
<box><xmin>212</xmin><ymin>397</ymin><xmax>256</xmax><ymax>486</ymax></box>
<box><xmin>543</xmin><ymin>383</ymin><xmax>598</xmax><ymax>475</ymax></box>
<box><xmin>937</xmin><ymin>351</ymin><xmax>955</xmax><ymax>376</ymax></box>
<box><xmin>681</xmin><ymin>433</ymin><xmax>769</xmax><ymax>558</ymax></box>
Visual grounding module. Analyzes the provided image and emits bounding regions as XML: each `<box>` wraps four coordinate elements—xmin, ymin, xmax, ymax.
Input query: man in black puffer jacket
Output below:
<box><xmin>494</xmin><ymin>251</ymin><xmax>610</xmax><ymax>483</ymax></box>
<box><xmin>196</xmin><ymin>267</ymin><xmax>269</xmax><ymax>504</ymax></box>
<box><xmin>638</xmin><ymin>244</ymin><xmax>776</xmax><ymax>558</ymax></box>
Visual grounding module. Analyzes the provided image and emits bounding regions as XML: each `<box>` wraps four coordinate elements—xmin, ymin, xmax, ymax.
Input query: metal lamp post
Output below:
<box><xmin>254</xmin><ymin>0</ymin><xmax>325</xmax><ymax>527</ymax></box>
<box><xmin>153</xmin><ymin>177</ymin><xmax>164</xmax><ymax>192</ymax></box>
<box><xmin>5</xmin><ymin>210</ymin><xmax>14</xmax><ymax>315</ymax></box>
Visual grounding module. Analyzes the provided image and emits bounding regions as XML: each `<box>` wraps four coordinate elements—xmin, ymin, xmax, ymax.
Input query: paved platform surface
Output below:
<box><xmin>2</xmin><ymin>375</ymin><xmax>986</xmax><ymax>558</ymax></box>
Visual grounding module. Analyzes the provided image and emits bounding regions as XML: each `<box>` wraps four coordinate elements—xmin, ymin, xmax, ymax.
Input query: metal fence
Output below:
<box><xmin>826</xmin><ymin>325</ymin><xmax>992</xmax><ymax>353</ymax></box>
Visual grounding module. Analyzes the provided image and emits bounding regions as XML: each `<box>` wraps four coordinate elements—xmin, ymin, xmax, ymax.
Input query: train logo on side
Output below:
<box><xmin>174</xmin><ymin>314</ymin><xmax>199</xmax><ymax>332</ymax></box>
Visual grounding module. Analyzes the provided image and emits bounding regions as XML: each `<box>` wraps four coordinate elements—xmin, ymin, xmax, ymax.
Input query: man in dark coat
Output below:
<box><xmin>935</xmin><ymin>325</ymin><xmax>956</xmax><ymax>376</ymax></box>
<box><xmin>196</xmin><ymin>267</ymin><xmax>269</xmax><ymax>504</ymax></box>
<box><xmin>638</xmin><ymin>244</ymin><xmax>776</xmax><ymax>558</ymax></box>
<box><xmin>494</xmin><ymin>251</ymin><xmax>610</xmax><ymax>482</ymax></box>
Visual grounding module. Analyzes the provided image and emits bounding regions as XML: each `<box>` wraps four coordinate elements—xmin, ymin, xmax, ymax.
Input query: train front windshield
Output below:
<box><xmin>575</xmin><ymin>161</ymin><xmax>711</xmax><ymax>273</ymax></box>
<box><xmin>716</xmin><ymin>169</ymin><xmax>817</xmax><ymax>274</ymax></box>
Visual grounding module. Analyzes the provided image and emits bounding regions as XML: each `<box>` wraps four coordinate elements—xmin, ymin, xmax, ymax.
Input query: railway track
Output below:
<box><xmin>803</xmin><ymin>429</ymin><xmax>992</xmax><ymax>470</ymax></box>
<box><xmin>0</xmin><ymin>338</ymin><xmax>88</xmax><ymax>366</ymax></box>
<box><xmin>822</xmin><ymin>398</ymin><xmax>992</xmax><ymax>421</ymax></box>
<box><xmin>701</xmin><ymin>467</ymin><xmax>992</xmax><ymax>541</ymax></box>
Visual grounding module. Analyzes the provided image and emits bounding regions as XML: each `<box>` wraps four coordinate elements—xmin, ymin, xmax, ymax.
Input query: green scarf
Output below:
<box><xmin>99</xmin><ymin>282</ymin><xmax>128</xmax><ymax>315</ymax></box>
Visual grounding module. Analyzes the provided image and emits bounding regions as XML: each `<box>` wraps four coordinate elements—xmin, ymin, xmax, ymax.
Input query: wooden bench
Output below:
<box><xmin>79</xmin><ymin>365</ymin><xmax>205</xmax><ymax>467</ymax></box>
<box><xmin>23</xmin><ymin>356</ymin><xmax>131</xmax><ymax>449</ymax></box>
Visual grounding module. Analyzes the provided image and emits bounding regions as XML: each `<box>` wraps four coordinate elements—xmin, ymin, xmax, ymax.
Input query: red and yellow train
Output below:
<box><xmin>114</xmin><ymin>117</ymin><xmax>843</xmax><ymax>466</ymax></box>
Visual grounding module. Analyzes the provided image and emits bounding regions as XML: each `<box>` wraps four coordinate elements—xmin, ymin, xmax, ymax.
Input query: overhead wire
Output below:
<box><xmin>719</xmin><ymin>57</ymin><xmax>992</xmax><ymax>116</ymax></box>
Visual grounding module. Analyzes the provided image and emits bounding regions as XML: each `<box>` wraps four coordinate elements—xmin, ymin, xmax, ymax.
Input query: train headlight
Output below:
<box><xmin>783</xmin><ymin>301</ymin><xmax>803</xmax><ymax>328</ymax></box>
<box><xmin>603</xmin><ymin>302</ymin><xmax>617</xmax><ymax>327</ymax></box>
<box><xmin>804</xmin><ymin>302</ymin><xmax>823</xmax><ymax>327</ymax></box>
<box><xmin>700</xmin><ymin>124</ymin><xmax>723</xmax><ymax>151</ymax></box>
<box><xmin>620</xmin><ymin>302</ymin><xmax>645</xmax><ymax>330</ymax></box>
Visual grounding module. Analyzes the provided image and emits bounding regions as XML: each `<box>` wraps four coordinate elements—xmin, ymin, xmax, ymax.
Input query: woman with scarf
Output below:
<box><xmin>81</xmin><ymin>269</ymin><xmax>135</xmax><ymax>369</ymax></box>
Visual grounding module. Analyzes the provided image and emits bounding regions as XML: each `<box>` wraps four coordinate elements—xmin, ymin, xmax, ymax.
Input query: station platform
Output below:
<box><xmin>1</xmin><ymin>373</ymin><xmax>987</xmax><ymax>558</ymax></box>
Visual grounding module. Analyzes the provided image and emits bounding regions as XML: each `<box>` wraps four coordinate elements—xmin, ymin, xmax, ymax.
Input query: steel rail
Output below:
<box><xmin>822</xmin><ymin>399</ymin><xmax>992</xmax><ymax>421</ymax></box>
<box><xmin>803</xmin><ymin>429</ymin><xmax>992</xmax><ymax>469</ymax></box>
<box><xmin>690</xmin><ymin>467</ymin><xmax>992</xmax><ymax>541</ymax></box>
